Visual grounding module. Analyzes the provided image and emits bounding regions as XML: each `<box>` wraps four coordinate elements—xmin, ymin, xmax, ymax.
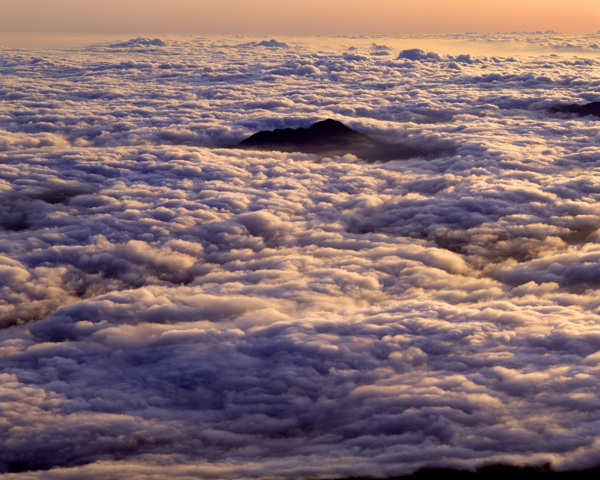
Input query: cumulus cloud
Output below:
<box><xmin>235</xmin><ymin>39</ymin><xmax>290</xmax><ymax>50</ymax></box>
<box><xmin>1</xmin><ymin>33</ymin><xmax>600</xmax><ymax>479</ymax></box>
<box><xmin>109</xmin><ymin>37</ymin><xmax>167</xmax><ymax>48</ymax></box>
<box><xmin>397</xmin><ymin>48</ymin><xmax>442</xmax><ymax>61</ymax></box>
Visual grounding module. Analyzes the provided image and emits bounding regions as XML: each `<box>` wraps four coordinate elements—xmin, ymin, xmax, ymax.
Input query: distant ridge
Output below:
<box><xmin>109</xmin><ymin>37</ymin><xmax>167</xmax><ymax>48</ymax></box>
<box><xmin>240</xmin><ymin>39</ymin><xmax>289</xmax><ymax>48</ymax></box>
<box><xmin>333</xmin><ymin>464</ymin><xmax>600</xmax><ymax>480</ymax></box>
<box><xmin>550</xmin><ymin>101</ymin><xmax>600</xmax><ymax>118</ymax></box>
<box><xmin>234</xmin><ymin>119</ymin><xmax>421</xmax><ymax>161</ymax></box>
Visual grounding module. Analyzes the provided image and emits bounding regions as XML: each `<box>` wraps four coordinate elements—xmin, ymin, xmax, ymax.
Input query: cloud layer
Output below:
<box><xmin>1</xmin><ymin>34</ymin><xmax>600</xmax><ymax>479</ymax></box>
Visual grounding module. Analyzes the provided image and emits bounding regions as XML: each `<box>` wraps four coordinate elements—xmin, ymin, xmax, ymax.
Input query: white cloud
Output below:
<box><xmin>397</xmin><ymin>48</ymin><xmax>442</xmax><ymax>61</ymax></box>
<box><xmin>1</xmin><ymin>33</ymin><xmax>600</xmax><ymax>478</ymax></box>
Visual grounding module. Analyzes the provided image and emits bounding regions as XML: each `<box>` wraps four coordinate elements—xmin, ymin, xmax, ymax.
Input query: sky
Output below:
<box><xmin>0</xmin><ymin>0</ymin><xmax>598</xmax><ymax>35</ymax></box>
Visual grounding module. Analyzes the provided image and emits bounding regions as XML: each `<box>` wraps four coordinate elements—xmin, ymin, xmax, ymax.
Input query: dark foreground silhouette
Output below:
<box><xmin>234</xmin><ymin>119</ymin><xmax>422</xmax><ymax>161</ymax></box>
<box><xmin>334</xmin><ymin>464</ymin><xmax>600</xmax><ymax>480</ymax></box>
<box><xmin>550</xmin><ymin>101</ymin><xmax>600</xmax><ymax>118</ymax></box>
<box><xmin>5</xmin><ymin>462</ymin><xmax>600</xmax><ymax>477</ymax></box>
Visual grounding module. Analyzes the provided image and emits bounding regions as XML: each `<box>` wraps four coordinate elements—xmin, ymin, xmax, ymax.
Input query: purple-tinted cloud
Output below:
<box><xmin>1</xmin><ymin>33</ymin><xmax>600</xmax><ymax>479</ymax></box>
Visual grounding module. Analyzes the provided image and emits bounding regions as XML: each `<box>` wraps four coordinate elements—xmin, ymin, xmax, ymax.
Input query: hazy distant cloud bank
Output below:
<box><xmin>1</xmin><ymin>34</ymin><xmax>600</xmax><ymax>479</ymax></box>
<box><xmin>109</xmin><ymin>36</ymin><xmax>168</xmax><ymax>49</ymax></box>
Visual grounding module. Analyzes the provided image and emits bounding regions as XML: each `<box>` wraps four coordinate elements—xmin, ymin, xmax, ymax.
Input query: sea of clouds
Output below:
<box><xmin>0</xmin><ymin>33</ymin><xmax>599</xmax><ymax>479</ymax></box>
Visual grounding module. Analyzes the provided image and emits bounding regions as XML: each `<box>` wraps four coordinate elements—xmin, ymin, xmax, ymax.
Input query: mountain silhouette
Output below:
<box><xmin>234</xmin><ymin>119</ymin><xmax>422</xmax><ymax>161</ymax></box>
<box><xmin>550</xmin><ymin>101</ymin><xmax>600</xmax><ymax>118</ymax></box>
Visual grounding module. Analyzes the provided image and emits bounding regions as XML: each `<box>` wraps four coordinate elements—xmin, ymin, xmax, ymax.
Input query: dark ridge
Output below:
<box><xmin>549</xmin><ymin>101</ymin><xmax>600</xmax><ymax>118</ymax></box>
<box><xmin>333</xmin><ymin>464</ymin><xmax>600</xmax><ymax>480</ymax></box>
<box><xmin>233</xmin><ymin>119</ymin><xmax>422</xmax><ymax>161</ymax></box>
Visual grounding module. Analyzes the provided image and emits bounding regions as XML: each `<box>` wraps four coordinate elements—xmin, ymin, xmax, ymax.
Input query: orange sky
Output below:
<box><xmin>0</xmin><ymin>0</ymin><xmax>598</xmax><ymax>34</ymax></box>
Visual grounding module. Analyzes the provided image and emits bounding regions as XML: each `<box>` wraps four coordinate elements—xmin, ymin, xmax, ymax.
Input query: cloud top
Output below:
<box><xmin>1</xmin><ymin>34</ymin><xmax>600</xmax><ymax>479</ymax></box>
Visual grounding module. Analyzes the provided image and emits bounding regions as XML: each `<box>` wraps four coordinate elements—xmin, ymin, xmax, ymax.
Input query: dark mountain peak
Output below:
<box><xmin>550</xmin><ymin>101</ymin><xmax>600</xmax><ymax>118</ymax></box>
<box><xmin>238</xmin><ymin>119</ymin><xmax>364</xmax><ymax>150</ymax></box>
<box><xmin>234</xmin><ymin>119</ymin><xmax>422</xmax><ymax>162</ymax></box>
<box><xmin>308</xmin><ymin>118</ymin><xmax>360</xmax><ymax>135</ymax></box>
